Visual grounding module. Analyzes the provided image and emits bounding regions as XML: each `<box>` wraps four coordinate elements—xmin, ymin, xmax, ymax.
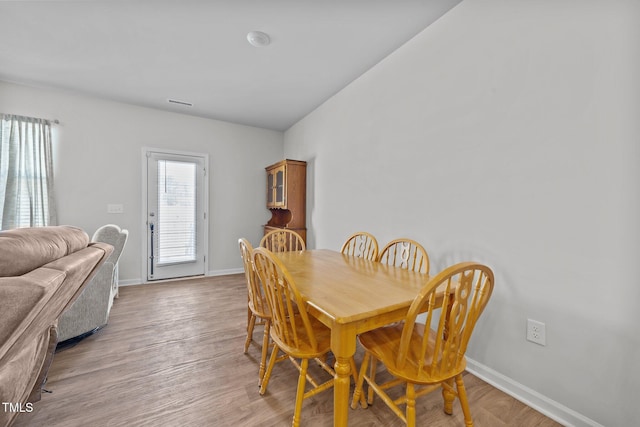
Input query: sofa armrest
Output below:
<box><xmin>0</xmin><ymin>269</ymin><xmax>66</xmax><ymax>365</ymax></box>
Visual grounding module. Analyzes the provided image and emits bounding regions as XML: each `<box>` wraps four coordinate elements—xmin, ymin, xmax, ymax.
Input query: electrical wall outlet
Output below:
<box><xmin>526</xmin><ymin>319</ymin><xmax>546</xmax><ymax>346</ymax></box>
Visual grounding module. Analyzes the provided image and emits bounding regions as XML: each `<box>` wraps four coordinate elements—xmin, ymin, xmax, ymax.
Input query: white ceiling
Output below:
<box><xmin>0</xmin><ymin>0</ymin><xmax>461</xmax><ymax>131</ymax></box>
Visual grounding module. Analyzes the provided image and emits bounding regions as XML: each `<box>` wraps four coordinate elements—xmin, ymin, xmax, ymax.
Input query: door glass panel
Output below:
<box><xmin>157</xmin><ymin>160</ymin><xmax>196</xmax><ymax>265</ymax></box>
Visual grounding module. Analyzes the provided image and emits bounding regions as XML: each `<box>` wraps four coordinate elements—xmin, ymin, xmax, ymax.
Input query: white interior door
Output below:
<box><xmin>144</xmin><ymin>149</ymin><xmax>207</xmax><ymax>281</ymax></box>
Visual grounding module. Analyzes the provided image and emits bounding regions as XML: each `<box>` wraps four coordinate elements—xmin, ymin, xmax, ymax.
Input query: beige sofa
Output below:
<box><xmin>0</xmin><ymin>226</ymin><xmax>112</xmax><ymax>427</ymax></box>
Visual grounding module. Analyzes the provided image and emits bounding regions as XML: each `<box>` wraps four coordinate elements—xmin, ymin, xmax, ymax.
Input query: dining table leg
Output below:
<box><xmin>332</xmin><ymin>323</ymin><xmax>356</xmax><ymax>427</ymax></box>
<box><xmin>441</xmin><ymin>295</ymin><xmax>456</xmax><ymax>413</ymax></box>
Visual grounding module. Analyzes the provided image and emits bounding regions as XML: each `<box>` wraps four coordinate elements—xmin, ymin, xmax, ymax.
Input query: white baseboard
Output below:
<box><xmin>207</xmin><ymin>268</ymin><xmax>243</xmax><ymax>276</ymax></box>
<box><xmin>118</xmin><ymin>268</ymin><xmax>244</xmax><ymax>287</ymax></box>
<box><xmin>118</xmin><ymin>278</ymin><xmax>142</xmax><ymax>287</ymax></box>
<box><xmin>465</xmin><ymin>358</ymin><xmax>604</xmax><ymax>427</ymax></box>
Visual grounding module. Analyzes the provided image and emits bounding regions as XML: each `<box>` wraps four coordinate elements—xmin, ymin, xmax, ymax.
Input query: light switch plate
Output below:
<box><xmin>107</xmin><ymin>204</ymin><xmax>124</xmax><ymax>214</ymax></box>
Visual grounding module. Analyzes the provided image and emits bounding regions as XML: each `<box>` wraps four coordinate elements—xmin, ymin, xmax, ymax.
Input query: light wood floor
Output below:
<box><xmin>14</xmin><ymin>274</ymin><xmax>561</xmax><ymax>427</ymax></box>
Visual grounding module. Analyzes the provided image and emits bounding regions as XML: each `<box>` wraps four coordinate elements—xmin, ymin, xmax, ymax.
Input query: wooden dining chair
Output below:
<box><xmin>252</xmin><ymin>247</ymin><xmax>338</xmax><ymax>427</ymax></box>
<box><xmin>377</xmin><ymin>238</ymin><xmax>430</xmax><ymax>274</ymax></box>
<box><xmin>340</xmin><ymin>231</ymin><xmax>379</xmax><ymax>261</ymax></box>
<box><xmin>238</xmin><ymin>238</ymin><xmax>272</xmax><ymax>386</ymax></box>
<box><xmin>260</xmin><ymin>229</ymin><xmax>306</xmax><ymax>252</ymax></box>
<box><xmin>350</xmin><ymin>262</ymin><xmax>495</xmax><ymax>427</ymax></box>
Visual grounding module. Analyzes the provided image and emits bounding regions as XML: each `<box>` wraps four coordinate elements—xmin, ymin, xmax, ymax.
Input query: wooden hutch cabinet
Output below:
<box><xmin>264</xmin><ymin>159</ymin><xmax>307</xmax><ymax>243</ymax></box>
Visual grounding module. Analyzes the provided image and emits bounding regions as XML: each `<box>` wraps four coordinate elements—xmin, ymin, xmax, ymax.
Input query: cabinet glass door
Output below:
<box><xmin>275</xmin><ymin>169</ymin><xmax>284</xmax><ymax>205</ymax></box>
<box><xmin>267</xmin><ymin>172</ymin><xmax>274</xmax><ymax>205</ymax></box>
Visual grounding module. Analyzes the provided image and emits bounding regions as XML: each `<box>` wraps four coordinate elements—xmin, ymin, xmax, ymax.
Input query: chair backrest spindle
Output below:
<box><xmin>260</xmin><ymin>229</ymin><xmax>306</xmax><ymax>252</ymax></box>
<box><xmin>340</xmin><ymin>232</ymin><xmax>379</xmax><ymax>261</ymax></box>
<box><xmin>378</xmin><ymin>238</ymin><xmax>430</xmax><ymax>274</ymax></box>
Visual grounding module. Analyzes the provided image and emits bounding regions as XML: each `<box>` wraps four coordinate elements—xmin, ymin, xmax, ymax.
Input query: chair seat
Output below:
<box><xmin>358</xmin><ymin>323</ymin><xmax>466</xmax><ymax>384</ymax></box>
<box><xmin>249</xmin><ymin>301</ymin><xmax>271</xmax><ymax>318</ymax></box>
<box><xmin>273</xmin><ymin>313</ymin><xmax>332</xmax><ymax>360</ymax></box>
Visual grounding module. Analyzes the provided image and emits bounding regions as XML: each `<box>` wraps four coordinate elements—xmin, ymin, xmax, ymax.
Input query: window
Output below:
<box><xmin>0</xmin><ymin>114</ymin><xmax>57</xmax><ymax>229</ymax></box>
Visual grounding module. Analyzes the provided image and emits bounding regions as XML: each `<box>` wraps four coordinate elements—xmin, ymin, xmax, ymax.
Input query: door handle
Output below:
<box><xmin>149</xmin><ymin>222</ymin><xmax>155</xmax><ymax>277</ymax></box>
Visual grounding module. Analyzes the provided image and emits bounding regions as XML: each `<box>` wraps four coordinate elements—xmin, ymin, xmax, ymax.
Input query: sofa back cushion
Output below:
<box><xmin>0</xmin><ymin>226</ymin><xmax>89</xmax><ymax>277</ymax></box>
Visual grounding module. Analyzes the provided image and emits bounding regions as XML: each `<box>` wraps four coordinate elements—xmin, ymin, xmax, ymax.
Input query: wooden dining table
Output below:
<box><xmin>274</xmin><ymin>249</ymin><xmax>433</xmax><ymax>426</ymax></box>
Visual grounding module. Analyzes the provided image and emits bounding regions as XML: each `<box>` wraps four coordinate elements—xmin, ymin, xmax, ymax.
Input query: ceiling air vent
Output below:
<box><xmin>167</xmin><ymin>98</ymin><xmax>193</xmax><ymax>107</ymax></box>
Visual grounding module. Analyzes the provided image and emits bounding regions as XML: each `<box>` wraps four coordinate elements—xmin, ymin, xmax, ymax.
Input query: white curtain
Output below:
<box><xmin>0</xmin><ymin>114</ymin><xmax>57</xmax><ymax>229</ymax></box>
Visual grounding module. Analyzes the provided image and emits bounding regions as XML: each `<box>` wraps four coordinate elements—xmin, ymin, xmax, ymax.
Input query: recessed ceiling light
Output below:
<box><xmin>247</xmin><ymin>31</ymin><xmax>270</xmax><ymax>47</ymax></box>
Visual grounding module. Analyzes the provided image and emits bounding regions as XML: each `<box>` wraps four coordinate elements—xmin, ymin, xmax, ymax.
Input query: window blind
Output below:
<box><xmin>156</xmin><ymin>160</ymin><xmax>197</xmax><ymax>265</ymax></box>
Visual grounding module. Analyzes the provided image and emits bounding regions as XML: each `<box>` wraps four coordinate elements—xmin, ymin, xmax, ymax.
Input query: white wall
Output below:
<box><xmin>284</xmin><ymin>0</ymin><xmax>639</xmax><ymax>426</ymax></box>
<box><xmin>0</xmin><ymin>81</ymin><xmax>284</xmax><ymax>282</ymax></box>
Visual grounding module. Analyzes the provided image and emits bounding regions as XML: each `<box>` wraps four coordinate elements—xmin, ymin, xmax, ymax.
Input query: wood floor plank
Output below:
<box><xmin>12</xmin><ymin>274</ymin><xmax>561</xmax><ymax>427</ymax></box>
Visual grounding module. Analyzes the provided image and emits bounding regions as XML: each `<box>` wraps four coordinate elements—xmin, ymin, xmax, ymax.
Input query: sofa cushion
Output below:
<box><xmin>0</xmin><ymin>226</ymin><xmax>89</xmax><ymax>277</ymax></box>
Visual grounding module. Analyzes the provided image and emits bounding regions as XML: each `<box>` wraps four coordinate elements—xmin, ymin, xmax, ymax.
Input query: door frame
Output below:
<box><xmin>141</xmin><ymin>147</ymin><xmax>209</xmax><ymax>283</ymax></box>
